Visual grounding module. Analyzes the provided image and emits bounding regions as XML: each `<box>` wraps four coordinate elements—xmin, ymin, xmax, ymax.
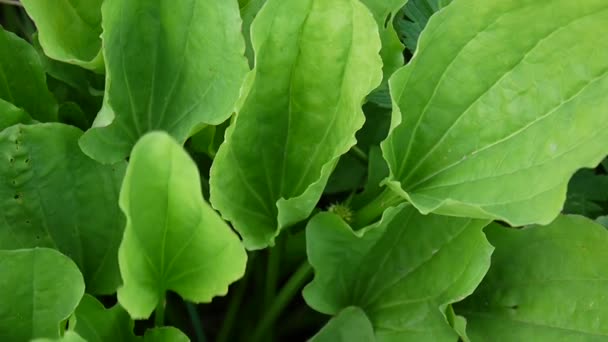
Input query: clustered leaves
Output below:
<box><xmin>0</xmin><ymin>0</ymin><xmax>607</xmax><ymax>341</ymax></box>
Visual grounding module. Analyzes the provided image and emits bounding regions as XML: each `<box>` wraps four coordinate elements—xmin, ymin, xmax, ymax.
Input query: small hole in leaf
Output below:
<box><xmin>510</xmin><ymin>304</ymin><xmax>519</xmax><ymax>310</ymax></box>
<box><xmin>14</xmin><ymin>194</ymin><xmax>20</xmax><ymax>200</ymax></box>
<box><xmin>24</xmin><ymin>158</ymin><xmax>29</xmax><ymax>163</ymax></box>
<box><xmin>25</xmin><ymin>220</ymin><xmax>30</xmax><ymax>224</ymax></box>
<box><xmin>9</xmin><ymin>157</ymin><xmax>14</xmax><ymax>163</ymax></box>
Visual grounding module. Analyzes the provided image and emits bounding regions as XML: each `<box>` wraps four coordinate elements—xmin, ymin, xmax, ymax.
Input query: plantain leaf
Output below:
<box><xmin>72</xmin><ymin>295</ymin><xmax>137</xmax><ymax>342</ymax></box>
<box><xmin>0</xmin><ymin>99</ymin><xmax>34</xmax><ymax>132</ymax></box>
<box><xmin>117</xmin><ymin>132</ymin><xmax>247</xmax><ymax>319</ymax></box>
<box><xmin>21</xmin><ymin>0</ymin><xmax>104</xmax><ymax>71</ymax></box>
<box><xmin>304</xmin><ymin>204</ymin><xmax>493</xmax><ymax>341</ymax></box>
<box><xmin>0</xmin><ymin>27</ymin><xmax>57</xmax><ymax>122</ymax></box>
<box><xmin>209</xmin><ymin>0</ymin><xmax>383</xmax><ymax>249</ymax></box>
<box><xmin>382</xmin><ymin>0</ymin><xmax>608</xmax><ymax>226</ymax></box>
<box><xmin>0</xmin><ymin>248</ymin><xmax>85</xmax><ymax>341</ymax></box>
<box><xmin>457</xmin><ymin>215</ymin><xmax>608</xmax><ymax>340</ymax></box>
<box><xmin>310</xmin><ymin>307</ymin><xmax>375</xmax><ymax>342</ymax></box>
<box><xmin>79</xmin><ymin>0</ymin><xmax>249</xmax><ymax>163</ymax></box>
<box><xmin>0</xmin><ymin>123</ymin><xmax>126</xmax><ymax>294</ymax></box>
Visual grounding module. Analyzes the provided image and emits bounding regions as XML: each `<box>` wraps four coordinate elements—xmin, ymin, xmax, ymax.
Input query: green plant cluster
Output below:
<box><xmin>1</xmin><ymin>0</ymin><xmax>608</xmax><ymax>341</ymax></box>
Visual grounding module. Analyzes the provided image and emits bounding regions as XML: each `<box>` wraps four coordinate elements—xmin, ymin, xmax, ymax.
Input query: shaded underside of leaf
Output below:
<box><xmin>0</xmin><ymin>248</ymin><xmax>85</xmax><ymax>341</ymax></box>
<box><xmin>209</xmin><ymin>0</ymin><xmax>383</xmax><ymax>249</ymax></box>
<box><xmin>396</xmin><ymin>0</ymin><xmax>453</xmax><ymax>53</ymax></box>
<box><xmin>304</xmin><ymin>204</ymin><xmax>493</xmax><ymax>341</ymax></box>
<box><xmin>457</xmin><ymin>215</ymin><xmax>608</xmax><ymax>341</ymax></box>
<box><xmin>79</xmin><ymin>0</ymin><xmax>249</xmax><ymax>163</ymax></box>
<box><xmin>72</xmin><ymin>294</ymin><xmax>137</xmax><ymax>342</ymax></box>
<box><xmin>382</xmin><ymin>0</ymin><xmax>608</xmax><ymax>226</ymax></box>
<box><xmin>21</xmin><ymin>0</ymin><xmax>104</xmax><ymax>71</ymax></box>
<box><xmin>118</xmin><ymin>132</ymin><xmax>247</xmax><ymax>319</ymax></box>
<box><xmin>0</xmin><ymin>123</ymin><xmax>126</xmax><ymax>294</ymax></box>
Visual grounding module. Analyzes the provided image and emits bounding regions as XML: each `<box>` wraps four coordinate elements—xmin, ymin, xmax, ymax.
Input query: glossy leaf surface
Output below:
<box><xmin>458</xmin><ymin>216</ymin><xmax>608</xmax><ymax>340</ymax></box>
<box><xmin>0</xmin><ymin>123</ymin><xmax>126</xmax><ymax>294</ymax></box>
<box><xmin>304</xmin><ymin>205</ymin><xmax>493</xmax><ymax>341</ymax></box>
<box><xmin>383</xmin><ymin>0</ymin><xmax>608</xmax><ymax>226</ymax></box>
<box><xmin>118</xmin><ymin>132</ymin><xmax>247</xmax><ymax>319</ymax></box>
<box><xmin>80</xmin><ymin>0</ymin><xmax>248</xmax><ymax>163</ymax></box>
<box><xmin>0</xmin><ymin>27</ymin><xmax>57</xmax><ymax>122</ymax></box>
<box><xmin>21</xmin><ymin>0</ymin><xmax>104</xmax><ymax>71</ymax></box>
<box><xmin>210</xmin><ymin>0</ymin><xmax>383</xmax><ymax>249</ymax></box>
<box><xmin>0</xmin><ymin>248</ymin><xmax>85</xmax><ymax>341</ymax></box>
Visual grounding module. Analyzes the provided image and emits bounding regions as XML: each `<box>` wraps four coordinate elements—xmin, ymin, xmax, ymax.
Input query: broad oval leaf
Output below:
<box><xmin>0</xmin><ymin>99</ymin><xmax>34</xmax><ymax>132</ymax></box>
<box><xmin>143</xmin><ymin>327</ymin><xmax>189</xmax><ymax>342</ymax></box>
<box><xmin>0</xmin><ymin>248</ymin><xmax>85</xmax><ymax>341</ymax></box>
<box><xmin>310</xmin><ymin>307</ymin><xmax>375</xmax><ymax>342</ymax></box>
<box><xmin>0</xmin><ymin>28</ymin><xmax>57</xmax><ymax>122</ymax></box>
<box><xmin>79</xmin><ymin>0</ymin><xmax>249</xmax><ymax>163</ymax></box>
<box><xmin>21</xmin><ymin>0</ymin><xmax>104</xmax><ymax>71</ymax></box>
<box><xmin>0</xmin><ymin>123</ymin><xmax>126</xmax><ymax>294</ymax></box>
<box><xmin>209</xmin><ymin>0</ymin><xmax>383</xmax><ymax>249</ymax></box>
<box><xmin>457</xmin><ymin>215</ymin><xmax>608</xmax><ymax>341</ymax></box>
<box><xmin>117</xmin><ymin>132</ymin><xmax>247</xmax><ymax>319</ymax></box>
<box><xmin>304</xmin><ymin>205</ymin><xmax>493</xmax><ymax>341</ymax></box>
<box><xmin>382</xmin><ymin>0</ymin><xmax>608</xmax><ymax>226</ymax></box>
<box><xmin>33</xmin><ymin>331</ymin><xmax>87</xmax><ymax>342</ymax></box>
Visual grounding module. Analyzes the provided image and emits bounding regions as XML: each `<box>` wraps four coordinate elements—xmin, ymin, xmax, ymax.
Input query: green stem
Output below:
<box><xmin>186</xmin><ymin>303</ymin><xmax>206</xmax><ymax>342</ymax></box>
<box><xmin>349</xmin><ymin>145</ymin><xmax>369</xmax><ymax>164</ymax></box>
<box><xmin>264</xmin><ymin>243</ymin><xmax>281</xmax><ymax>307</ymax></box>
<box><xmin>353</xmin><ymin>188</ymin><xmax>404</xmax><ymax>227</ymax></box>
<box><xmin>217</xmin><ymin>254</ymin><xmax>255</xmax><ymax>342</ymax></box>
<box><xmin>251</xmin><ymin>262</ymin><xmax>313</xmax><ymax>342</ymax></box>
<box><xmin>155</xmin><ymin>297</ymin><xmax>165</xmax><ymax>327</ymax></box>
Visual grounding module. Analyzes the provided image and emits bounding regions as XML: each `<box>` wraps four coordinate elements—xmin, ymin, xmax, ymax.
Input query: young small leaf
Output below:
<box><xmin>0</xmin><ymin>248</ymin><xmax>85</xmax><ymax>341</ymax></box>
<box><xmin>310</xmin><ymin>307</ymin><xmax>375</xmax><ymax>342</ymax></box>
<box><xmin>457</xmin><ymin>215</ymin><xmax>608</xmax><ymax>340</ymax></box>
<box><xmin>72</xmin><ymin>295</ymin><xmax>137</xmax><ymax>342</ymax></box>
<box><xmin>304</xmin><ymin>204</ymin><xmax>493</xmax><ymax>341</ymax></box>
<box><xmin>117</xmin><ymin>132</ymin><xmax>247</xmax><ymax>319</ymax></box>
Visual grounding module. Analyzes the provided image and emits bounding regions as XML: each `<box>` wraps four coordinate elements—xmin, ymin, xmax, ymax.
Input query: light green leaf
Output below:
<box><xmin>0</xmin><ymin>27</ymin><xmax>57</xmax><ymax>122</ymax></box>
<box><xmin>209</xmin><ymin>0</ymin><xmax>383</xmax><ymax>249</ymax></box>
<box><xmin>382</xmin><ymin>0</ymin><xmax>608</xmax><ymax>226</ymax></box>
<box><xmin>0</xmin><ymin>248</ymin><xmax>85</xmax><ymax>341</ymax></box>
<box><xmin>310</xmin><ymin>307</ymin><xmax>375</xmax><ymax>342</ymax></box>
<box><xmin>21</xmin><ymin>0</ymin><xmax>104</xmax><ymax>71</ymax></box>
<box><xmin>304</xmin><ymin>205</ymin><xmax>493</xmax><ymax>341</ymax></box>
<box><xmin>457</xmin><ymin>215</ymin><xmax>608</xmax><ymax>341</ymax></box>
<box><xmin>79</xmin><ymin>0</ymin><xmax>249</xmax><ymax>164</ymax></box>
<box><xmin>143</xmin><ymin>327</ymin><xmax>189</xmax><ymax>342</ymax></box>
<box><xmin>0</xmin><ymin>99</ymin><xmax>34</xmax><ymax>132</ymax></box>
<box><xmin>72</xmin><ymin>295</ymin><xmax>136</xmax><ymax>342</ymax></box>
<box><xmin>0</xmin><ymin>123</ymin><xmax>126</xmax><ymax>294</ymax></box>
<box><xmin>117</xmin><ymin>132</ymin><xmax>247</xmax><ymax>319</ymax></box>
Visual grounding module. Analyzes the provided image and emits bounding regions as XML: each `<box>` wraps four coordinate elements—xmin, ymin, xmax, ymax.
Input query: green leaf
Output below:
<box><xmin>310</xmin><ymin>307</ymin><xmax>375</xmax><ymax>342</ymax></box>
<box><xmin>79</xmin><ymin>0</ymin><xmax>249</xmax><ymax>164</ymax></box>
<box><xmin>32</xmin><ymin>331</ymin><xmax>87</xmax><ymax>342</ymax></box>
<box><xmin>0</xmin><ymin>123</ymin><xmax>126</xmax><ymax>294</ymax></box>
<box><xmin>457</xmin><ymin>215</ymin><xmax>608</xmax><ymax>340</ymax></box>
<box><xmin>21</xmin><ymin>0</ymin><xmax>104</xmax><ymax>71</ymax></box>
<box><xmin>0</xmin><ymin>99</ymin><xmax>34</xmax><ymax>132</ymax></box>
<box><xmin>143</xmin><ymin>327</ymin><xmax>189</xmax><ymax>342</ymax></box>
<box><xmin>360</xmin><ymin>0</ymin><xmax>408</xmax><ymax>80</ymax></box>
<box><xmin>239</xmin><ymin>0</ymin><xmax>267</xmax><ymax>67</ymax></box>
<box><xmin>382</xmin><ymin>0</ymin><xmax>608</xmax><ymax>226</ymax></box>
<box><xmin>396</xmin><ymin>0</ymin><xmax>453</xmax><ymax>53</ymax></box>
<box><xmin>0</xmin><ymin>27</ymin><xmax>57</xmax><ymax>122</ymax></box>
<box><xmin>304</xmin><ymin>204</ymin><xmax>493</xmax><ymax>341</ymax></box>
<box><xmin>0</xmin><ymin>248</ymin><xmax>85</xmax><ymax>341</ymax></box>
<box><xmin>117</xmin><ymin>132</ymin><xmax>247</xmax><ymax>319</ymax></box>
<box><xmin>72</xmin><ymin>295</ymin><xmax>137</xmax><ymax>342</ymax></box>
<box><xmin>209</xmin><ymin>0</ymin><xmax>383</xmax><ymax>249</ymax></box>
<box><xmin>564</xmin><ymin>169</ymin><xmax>608</xmax><ymax>218</ymax></box>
